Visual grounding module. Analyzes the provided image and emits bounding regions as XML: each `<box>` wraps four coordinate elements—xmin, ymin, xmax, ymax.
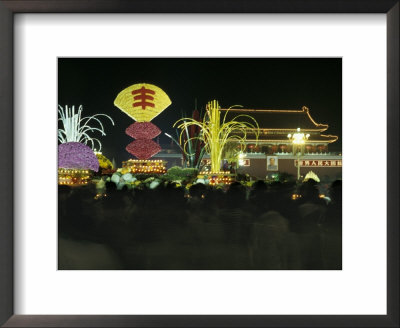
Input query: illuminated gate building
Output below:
<box><xmin>220</xmin><ymin>106</ymin><xmax>338</xmax><ymax>154</ymax></box>
<box><xmin>218</xmin><ymin>106</ymin><xmax>341</xmax><ymax>180</ymax></box>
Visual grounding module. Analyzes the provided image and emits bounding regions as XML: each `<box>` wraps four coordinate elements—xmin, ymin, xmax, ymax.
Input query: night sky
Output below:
<box><xmin>58</xmin><ymin>58</ymin><xmax>342</xmax><ymax>165</ymax></box>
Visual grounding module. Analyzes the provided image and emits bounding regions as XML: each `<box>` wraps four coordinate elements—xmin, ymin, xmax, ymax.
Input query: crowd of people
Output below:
<box><xmin>58</xmin><ymin>179</ymin><xmax>342</xmax><ymax>270</ymax></box>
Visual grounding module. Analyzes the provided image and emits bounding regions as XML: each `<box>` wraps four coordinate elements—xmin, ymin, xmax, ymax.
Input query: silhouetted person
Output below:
<box><xmin>252</xmin><ymin>211</ymin><xmax>300</xmax><ymax>269</ymax></box>
<box><xmin>321</xmin><ymin>180</ymin><xmax>342</xmax><ymax>269</ymax></box>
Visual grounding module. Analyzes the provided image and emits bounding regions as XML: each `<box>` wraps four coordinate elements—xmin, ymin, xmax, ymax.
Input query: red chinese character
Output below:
<box><xmin>132</xmin><ymin>86</ymin><xmax>156</xmax><ymax>109</ymax></box>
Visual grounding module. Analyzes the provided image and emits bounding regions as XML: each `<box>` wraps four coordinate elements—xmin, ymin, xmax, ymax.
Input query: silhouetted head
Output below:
<box><xmin>58</xmin><ymin>185</ymin><xmax>71</xmax><ymax>196</ymax></box>
<box><xmin>299</xmin><ymin>179</ymin><xmax>320</xmax><ymax>202</ymax></box>
<box><xmin>257</xmin><ymin>211</ymin><xmax>289</xmax><ymax>234</ymax></box>
<box><xmin>105</xmin><ymin>181</ymin><xmax>117</xmax><ymax>193</ymax></box>
<box><xmin>189</xmin><ymin>183</ymin><xmax>207</xmax><ymax>199</ymax></box>
<box><xmin>252</xmin><ymin>180</ymin><xmax>267</xmax><ymax>191</ymax></box>
<box><xmin>226</xmin><ymin>182</ymin><xmax>247</xmax><ymax>206</ymax></box>
<box><xmin>329</xmin><ymin>180</ymin><xmax>342</xmax><ymax>204</ymax></box>
<box><xmin>120</xmin><ymin>185</ymin><xmax>129</xmax><ymax>192</ymax></box>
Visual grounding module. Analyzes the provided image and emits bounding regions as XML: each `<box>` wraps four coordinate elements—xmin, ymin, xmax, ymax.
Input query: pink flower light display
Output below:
<box><xmin>126</xmin><ymin>139</ymin><xmax>161</xmax><ymax>160</ymax></box>
<box><xmin>125</xmin><ymin>122</ymin><xmax>161</xmax><ymax>140</ymax></box>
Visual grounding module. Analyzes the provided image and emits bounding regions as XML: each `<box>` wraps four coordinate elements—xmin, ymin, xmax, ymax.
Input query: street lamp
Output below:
<box><xmin>288</xmin><ymin>128</ymin><xmax>310</xmax><ymax>180</ymax></box>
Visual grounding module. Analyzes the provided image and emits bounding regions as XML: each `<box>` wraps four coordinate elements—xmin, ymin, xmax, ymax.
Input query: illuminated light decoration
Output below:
<box><xmin>303</xmin><ymin>170</ymin><xmax>321</xmax><ymax>183</ymax></box>
<box><xmin>238</xmin><ymin>152</ymin><xmax>246</xmax><ymax>166</ymax></box>
<box><xmin>58</xmin><ymin>168</ymin><xmax>92</xmax><ymax>186</ymax></box>
<box><xmin>125</xmin><ymin>122</ymin><xmax>161</xmax><ymax>140</ymax></box>
<box><xmin>288</xmin><ymin>128</ymin><xmax>310</xmax><ymax>145</ymax></box>
<box><xmin>58</xmin><ymin>104</ymin><xmax>114</xmax><ymax>152</ymax></box>
<box><xmin>122</xmin><ymin>159</ymin><xmax>167</xmax><ymax>174</ymax></box>
<box><xmin>114</xmin><ymin>83</ymin><xmax>171</xmax><ymax>122</ymax></box>
<box><xmin>58</xmin><ymin>142</ymin><xmax>99</xmax><ymax>172</ymax></box>
<box><xmin>175</xmin><ymin>100</ymin><xmax>259</xmax><ymax>173</ymax></box>
<box><xmin>94</xmin><ymin>193</ymin><xmax>102</xmax><ymax>200</ymax></box>
<box><xmin>291</xmin><ymin>194</ymin><xmax>302</xmax><ymax>200</ymax></box>
<box><xmin>198</xmin><ymin>171</ymin><xmax>234</xmax><ymax>185</ymax></box>
<box><xmin>220</xmin><ymin>106</ymin><xmax>329</xmax><ymax>132</ymax></box>
<box><xmin>288</xmin><ymin>128</ymin><xmax>310</xmax><ymax>180</ymax></box>
<box><xmin>243</xmin><ymin>135</ymin><xmax>338</xmax><ymax>143</ymax></box>
<box><xmin>114</xmin><ymin>83</ymin><xmax>171</xmax><ymax>164</ymax></box>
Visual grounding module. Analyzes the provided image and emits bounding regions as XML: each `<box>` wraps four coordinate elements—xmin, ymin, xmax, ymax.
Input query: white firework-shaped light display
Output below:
<box><xmin>58</xmin><ymin>105</ymin><xmax>114</xmax><ymax>152</ymax></box>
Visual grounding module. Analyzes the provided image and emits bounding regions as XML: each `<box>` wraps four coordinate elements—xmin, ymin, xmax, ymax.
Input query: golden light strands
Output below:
<box><xmin>174</xmin><ymin>100</ymin><xmax>259</xmax><ymax>173</ymax></box>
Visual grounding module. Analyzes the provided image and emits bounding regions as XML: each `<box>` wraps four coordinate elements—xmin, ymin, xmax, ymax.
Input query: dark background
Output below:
<box><xmin>58</xmin><ymin>58</ymin><xmax>342</xmax><ymax>165</ymax></box>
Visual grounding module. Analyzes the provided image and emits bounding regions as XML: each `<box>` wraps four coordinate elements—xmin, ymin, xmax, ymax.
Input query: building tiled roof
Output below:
<box><xmin>219</xmin><ymin>106</ymin><xmax>329</xmax><ymax>132</ymax></box>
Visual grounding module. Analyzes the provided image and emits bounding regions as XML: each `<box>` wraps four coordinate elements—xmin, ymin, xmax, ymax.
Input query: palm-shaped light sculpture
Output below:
<box><xmin>174</xmin><ymin>100</ymin><xmax>259</xmax><ymax>173</ymax></box>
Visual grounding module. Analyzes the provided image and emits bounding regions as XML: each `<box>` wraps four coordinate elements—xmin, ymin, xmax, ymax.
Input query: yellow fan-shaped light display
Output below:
<box><xmin>114</xmin><ymin>83</ymin><xmax>172</xmax><ymax>122</ymax></box>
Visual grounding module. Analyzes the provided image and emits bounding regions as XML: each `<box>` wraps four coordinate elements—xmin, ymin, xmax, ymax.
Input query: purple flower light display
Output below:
<box><xmin>58</xmin><ymin>142</ymin><xmax>99</xmax><ymax>172</ymax></box>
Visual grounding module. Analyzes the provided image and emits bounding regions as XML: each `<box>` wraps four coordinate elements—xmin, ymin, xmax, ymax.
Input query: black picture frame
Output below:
<box><xmin>0</xmin><ymin>1</ymin><xmax>398</xmax><ymax>327</ymax></box>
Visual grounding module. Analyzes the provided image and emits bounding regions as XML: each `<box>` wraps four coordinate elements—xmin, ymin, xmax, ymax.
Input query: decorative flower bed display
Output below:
<box><xmin>58</xmin><ymin>142</ymin><xmax>100</xmax><ymax>172</ymax></box>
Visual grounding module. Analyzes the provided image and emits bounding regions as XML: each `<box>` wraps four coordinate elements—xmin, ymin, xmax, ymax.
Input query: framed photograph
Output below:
<box><xmin>266</xmin><ymin>156</ymin><xmax>279</xmax><ymax>171</ymax></box>
<box><xmin>56</xmin><ymin>57</ymin><xmax>341</xmax><ymax>271</ymax></box>
<box><xmin>0</xmin><ymin>1</ymin><xmax>398</xmax><ymax>327</ymax></box>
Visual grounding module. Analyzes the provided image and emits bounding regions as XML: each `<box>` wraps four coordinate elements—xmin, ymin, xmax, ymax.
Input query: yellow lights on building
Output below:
<box><xmin>288</xmin><ymin>128</ymin><xmax>310</xmax><ymax>145</ymax></box>
<box><xmin>219</xmin><ymin>106</ymin><xmax>338</xmax><ymax>153</ymax></box>
<box><xmin>238</xmin><ymin>152</ymin><xmax>246</xmax><ymax>166</ymax></box>
<box><xmin>219</xmin><ymin>106</ymin><xmax>329</xmax><ymax>131</ymax></box>
<box><xmin>122</xmin><ymin>159</ymin><xmax>167</xmax><ymax>174</ymax></box>
<box><xmin>288</xmin><ymin>128</ymin><xmax>310</xmax><ymax>180</ymax></box>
